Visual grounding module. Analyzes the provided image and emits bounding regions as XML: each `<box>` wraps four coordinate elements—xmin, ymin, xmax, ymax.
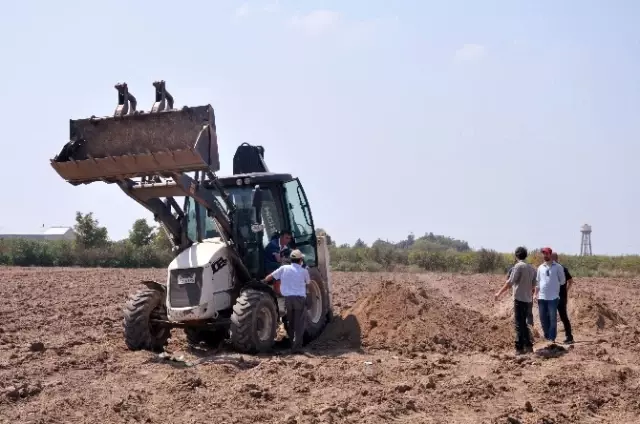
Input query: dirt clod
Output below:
<box><xmin>394</xmin><ymin>382</ymin><xmax>412</xmax><ymax>393</ymax></box>
<box><xmin>29</xmin><ymin>342</ymin><xmax>45</xmax><ymax>352</ymax></box>
<box><xmin>4</xmin><ymin>386</ymin><xmax>19</xmax><ymax>401</ymax></box>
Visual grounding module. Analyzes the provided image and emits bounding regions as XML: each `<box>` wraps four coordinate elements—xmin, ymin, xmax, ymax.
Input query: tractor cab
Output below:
<box><xmin>183</xmin><ymin>172</ymin><xmax>317</xmax><ymax>279</ymax></box>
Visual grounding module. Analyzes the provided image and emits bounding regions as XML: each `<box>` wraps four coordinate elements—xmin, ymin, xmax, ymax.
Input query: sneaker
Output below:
<box><xmin>563</xmin><ymin>338</ymin><xmax>574</xmax><ymax>345</ymax></box>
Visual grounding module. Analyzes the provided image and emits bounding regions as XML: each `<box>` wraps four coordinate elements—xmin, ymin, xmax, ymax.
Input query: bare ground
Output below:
<box><xmin>1</xmin><ymin>268</ymin><xmax>640</xmax><ymax>423</ymax></box>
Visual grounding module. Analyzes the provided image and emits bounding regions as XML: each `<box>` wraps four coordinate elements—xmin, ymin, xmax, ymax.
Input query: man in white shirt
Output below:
<box><xmin>535</xmin><ymin>247</ymin><xmax>566</xmax><ymax>344</ymax></box>
<box><xmin>263</xmin><ymin>249</ymin><xmax>310</xmax><ymax>353</ymax></box>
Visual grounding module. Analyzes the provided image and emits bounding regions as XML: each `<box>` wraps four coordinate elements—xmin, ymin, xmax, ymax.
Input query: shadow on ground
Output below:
<box><xmin>154</xmin><ymin>313</ymin><xmax>364</xmax><ymax>366</ymax></box>
<box><xmin>306</xmin><ymin>313</ymin><xmax>364</xmax><ymax>356</ymax></box>
<box><xmin>535</xmin><ymin>343</ymin><xmax>568</xmax><ymax>359</ymax></box>
<box><xmin>150</xmin><ymin>345</ymin><xmax>262</xmax><ymax>369</ymax></box>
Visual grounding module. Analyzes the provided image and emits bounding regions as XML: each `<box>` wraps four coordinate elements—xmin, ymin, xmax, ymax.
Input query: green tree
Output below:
<box><xmin>128</xmin><ymin>218</ymin><xmax>155</xmax><ymax>247</ymax></box>
<box><xmin>151</xmin><ymin>226</ymin><xmax>173</xmax><ymax>252</ymax></box>
<box><xmin>354</xmin><ymin>238</ymin><xmax>367</xmax><ymax>248</ymax></box>
<box><xmin>74</xmin><ymin>212</ymin><xmax>109</xmax><ymax>248</ymax></box>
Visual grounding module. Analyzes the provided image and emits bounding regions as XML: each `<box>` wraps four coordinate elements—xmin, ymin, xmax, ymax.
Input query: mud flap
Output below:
<box><xmin>141</xmin><ymin>280</ymin><xmax>167</xmax><ymax>293</ymax></box>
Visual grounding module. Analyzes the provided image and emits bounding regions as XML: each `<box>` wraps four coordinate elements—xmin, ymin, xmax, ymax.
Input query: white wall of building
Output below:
<box><xmin>0</xmin><ymin>227</ymin><xmax>76</xmax><ymax>241</ymax></box>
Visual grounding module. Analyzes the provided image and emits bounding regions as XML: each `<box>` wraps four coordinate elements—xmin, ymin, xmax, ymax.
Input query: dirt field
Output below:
<box><xmin>1</xmin><ymin>268</ymin><xmax>640</xmax><ymax>424</ymax></box>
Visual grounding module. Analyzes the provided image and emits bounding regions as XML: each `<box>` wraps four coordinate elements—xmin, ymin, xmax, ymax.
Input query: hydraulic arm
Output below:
<box><xmin>50</xmin><ymin>81</ymin><xmax>249</xmax><ymax>280</ymax></box>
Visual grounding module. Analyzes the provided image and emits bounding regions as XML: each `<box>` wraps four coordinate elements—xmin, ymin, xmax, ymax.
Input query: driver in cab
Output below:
<box><xmin>264</xmin><ymin>230</ymin><xmax>293</xmax><ymax>275</ymax></box>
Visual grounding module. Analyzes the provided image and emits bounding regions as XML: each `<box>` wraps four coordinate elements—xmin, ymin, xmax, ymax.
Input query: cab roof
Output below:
<box><xmin>216</xmin><ymin>172</ymin><xmax>294</xmax><ymax>187</ymax></box>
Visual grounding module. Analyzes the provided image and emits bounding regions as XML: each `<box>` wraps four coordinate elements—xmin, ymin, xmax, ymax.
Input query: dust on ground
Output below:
<box><xmin>1</xmin><ymin>268</ymin><xmax>640</xmax><ymax>423</ymax></box>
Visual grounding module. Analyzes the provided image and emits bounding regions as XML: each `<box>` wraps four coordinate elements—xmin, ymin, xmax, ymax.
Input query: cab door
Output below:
<box><xmin>282</xmin><ymin>178</ymin><xmax>317</xmax><ymax>267</ymax></box>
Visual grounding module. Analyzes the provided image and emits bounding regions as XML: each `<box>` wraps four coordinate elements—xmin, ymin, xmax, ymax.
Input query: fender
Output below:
<box><xmin>140</xmin><ymin>280</ymin><xmax>166</xmax><ymax>293</ymax></box>
<box><xmin>243</xmin><ymin>280</ymin><xmax>279</xmax><ymax>305</ymax></box>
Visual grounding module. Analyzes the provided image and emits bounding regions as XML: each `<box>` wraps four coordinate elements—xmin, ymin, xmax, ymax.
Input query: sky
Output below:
<box><xmin>1</xmin><ymin>0</ymin><xmax>639</xmax><ymax>255</ymax></box>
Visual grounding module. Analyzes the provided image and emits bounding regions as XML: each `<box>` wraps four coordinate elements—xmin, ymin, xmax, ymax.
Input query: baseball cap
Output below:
<box><xmin>290</xmin><ymin>249</ymin><xmax>305</xmax><ymax>259</ymax></box>
<box><xmin>541</xmin><ymin>247</ymin><xmax>552</xmax><ymax>254</ymax></box>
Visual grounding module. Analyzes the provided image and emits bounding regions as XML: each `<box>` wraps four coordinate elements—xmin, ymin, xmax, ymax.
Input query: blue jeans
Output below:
<box><xmin>538</xmin><ymin>298</ymin><xmax>560</xmax><ymax>341</ymax></box>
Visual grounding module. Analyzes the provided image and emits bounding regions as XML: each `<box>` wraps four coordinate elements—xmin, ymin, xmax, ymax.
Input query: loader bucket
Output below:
<box><xmin>50</xmin><ymin>104</ymin><xmax>220</xmax><ymax>185</ymax></box>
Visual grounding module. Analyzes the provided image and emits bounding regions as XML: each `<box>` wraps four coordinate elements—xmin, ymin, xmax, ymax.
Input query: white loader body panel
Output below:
<box><xmin>165</xmin><ymin>237</ymin><xmax>236</xmax><ymax>322</ymax></box>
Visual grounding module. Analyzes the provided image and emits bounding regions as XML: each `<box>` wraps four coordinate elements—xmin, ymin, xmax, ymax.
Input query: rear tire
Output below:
<box><xmin>185</xmin><ymin>327</ymin><xmax>227</xmax><ymax>348</ymax></box>
<box><xmin>230</xmin><ymin>289</ymin><xmax>278</xmax><ymax>353</ymax></box>
<box><xmin>303</xmin><ymin>278</ymin><xmax>330</xmax><ymax>344</ymax></box>
<box><xmin>123</xmin><ymin>288</ymin><xmax>171</xmax><ymax>352</ymax></box>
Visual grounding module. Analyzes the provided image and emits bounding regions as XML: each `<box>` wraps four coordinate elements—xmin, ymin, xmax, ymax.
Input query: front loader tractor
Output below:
<box><xmin>50</xmin><ymin>81</ymin><xmax>333</xmax><ymax>353</ymax></box>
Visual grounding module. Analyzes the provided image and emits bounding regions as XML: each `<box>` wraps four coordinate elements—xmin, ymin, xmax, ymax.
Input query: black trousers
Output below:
<box><xmin>514</xmin><ymin>300</ymin><xmax>533</xmax><ymax>350</ymax></box>
<box><xmin>285</xmin><ymin>296</ymin><xmax>306</xmax><ymax>350</ymax></box>
<box><xmin>558</xmin><ymin>285</ymin><xmax>573</xmax><ymax>340</ymax></box>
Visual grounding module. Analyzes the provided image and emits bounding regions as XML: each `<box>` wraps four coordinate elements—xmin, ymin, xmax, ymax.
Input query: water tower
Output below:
<box><xmin>580</xmin><ymin>224</ymin><xmax>592</xmax><ymax>256</ymax></box>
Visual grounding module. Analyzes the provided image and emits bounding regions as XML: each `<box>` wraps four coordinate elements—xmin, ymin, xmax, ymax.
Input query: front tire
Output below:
<box><xmin>123</xmin><ymin>287</ymin><xmax>171</xmax><ymax>352</ymax></box>
<box><xmin>230</xmin><ymin>289</ymin><xmax>278</xmax><ymax>353</ymax></box>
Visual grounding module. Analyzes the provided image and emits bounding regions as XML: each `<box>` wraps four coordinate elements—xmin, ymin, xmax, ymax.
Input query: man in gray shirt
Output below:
<box><xmin>506</xmin><ymin>262</ymin><xmax>534</xmax><ymax>327</ymax></box>
<box><xmin>495</xmin><ymin>246</ymin><xmax>537</xmax><ymax>354</ymax></box>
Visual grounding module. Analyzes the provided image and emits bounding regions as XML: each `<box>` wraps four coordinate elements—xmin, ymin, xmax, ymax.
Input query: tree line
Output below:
<box><xmin>1</xmin><ymin>213</ymin><xmax>639</xmax><ymax>277</ymax></box>
<box><xmin>0</xmin><ymin>212</ymin><xmax>173</xmax><ymax>268</ymax></box>
<box><xmin>321</xmin><ymin>230</ymin><xmax>640</xmax><ymax>278</ymax></box>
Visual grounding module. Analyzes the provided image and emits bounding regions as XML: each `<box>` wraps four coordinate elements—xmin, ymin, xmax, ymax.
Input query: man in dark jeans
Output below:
<box><xmin>551</xmin><ymin>252</ymin><xmax>574</xmax><ymax>344</ymax></box>
<box><xmin>495</xmin><ymin>247</ymin><xmax>537</xmax><ymax>354</ymax></box>
<box><xmin>506</xmin><ymin>262</ymin><xmax>534</xmax><ymax>327</ymax></box>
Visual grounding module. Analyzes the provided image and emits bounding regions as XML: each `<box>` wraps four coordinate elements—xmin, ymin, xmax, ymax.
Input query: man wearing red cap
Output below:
<box><xmin>535</xmin><ymin>247</ymin><xmax>566</xmax><ymax>344</ymax></box>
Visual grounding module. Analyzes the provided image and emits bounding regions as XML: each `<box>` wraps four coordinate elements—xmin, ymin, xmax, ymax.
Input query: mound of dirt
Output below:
<box><xmin>569</xmin><ymin>292</ymin><xmax>626</xmax><ymax>330</ymax></box>
<box><xmin>313</xmin><ymin>280</ymin><xmax>514</xmax><ymax>353</ymax></box>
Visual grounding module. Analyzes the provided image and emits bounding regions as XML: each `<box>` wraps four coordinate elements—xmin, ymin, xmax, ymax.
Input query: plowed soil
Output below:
<box><xmin>1</xmin><ymin>268</ymin><xmax>640</xmax><ymax>424</ymax></box>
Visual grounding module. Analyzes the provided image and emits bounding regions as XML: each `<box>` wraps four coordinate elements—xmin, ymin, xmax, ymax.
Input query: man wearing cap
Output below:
<box><xmin>535</xmin><ymin>247</ymin><xmax>566</xmax><ymax>344</ymax></box>
<box><xmin>551</xmin><ymin>252</ymin><xmax>574</xmax><ymax>344</ymax></box>
<box><xmin>495</xmin><ymin>246</ymin><xmax>537</xmax><ymax>354</ymax></box>
<box><xmin>263</xmin><ymin>249</ymin><xmax>309</xmax><ymax>353</ymax></box>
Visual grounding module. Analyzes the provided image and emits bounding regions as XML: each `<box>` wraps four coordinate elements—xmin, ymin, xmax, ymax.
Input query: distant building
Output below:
<box><xmin>0</xmin><ymin>226</ymin><xmax>76</xmax><ymax>241</ymax></box>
